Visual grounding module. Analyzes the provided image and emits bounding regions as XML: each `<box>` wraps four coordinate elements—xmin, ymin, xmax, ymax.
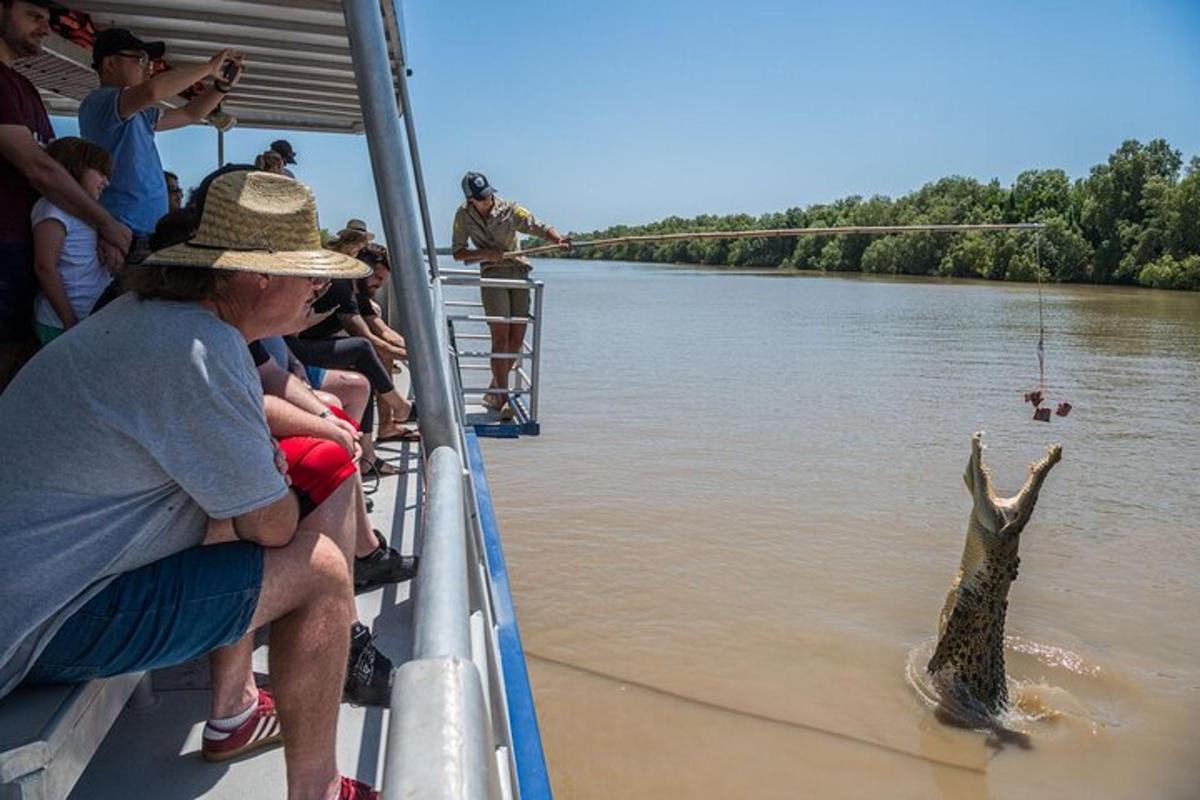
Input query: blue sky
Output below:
<box><xmin>52</xmin><ymin>0</ymin><xmax>1200</xmax><ymax>245</ymax></box>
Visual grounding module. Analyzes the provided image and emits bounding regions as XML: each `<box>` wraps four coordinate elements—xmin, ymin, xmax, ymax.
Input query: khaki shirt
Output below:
<box><xmin>451</xmin><ymin>196</ymin><xmax>553</xmax><ymax>270</ymax></box>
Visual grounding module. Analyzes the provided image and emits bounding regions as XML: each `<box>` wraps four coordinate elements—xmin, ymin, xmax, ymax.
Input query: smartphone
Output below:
<box><xmin>221</xmin><ymin>60</ymin><xmax>240</xmax><ymax>83</ymax></box>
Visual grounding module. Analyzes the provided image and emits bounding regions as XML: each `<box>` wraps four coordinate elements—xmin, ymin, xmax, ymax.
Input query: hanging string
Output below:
<box><xmin>1036</xmin><ymin>232</ymin><xmax>1045</xmax><ymax>394</ymax></box>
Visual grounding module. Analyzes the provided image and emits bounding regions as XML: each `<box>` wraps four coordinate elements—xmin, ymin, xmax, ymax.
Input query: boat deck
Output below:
<box><xmin>69</xmin><ymin>435</ymin><xmax>423</xmax><ymax>798</ymax></box>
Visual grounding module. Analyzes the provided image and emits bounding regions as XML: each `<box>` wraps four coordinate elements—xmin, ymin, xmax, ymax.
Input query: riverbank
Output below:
<box><xmin>522</xmin><ymin>137</ymin><xmax>1200</xmax><ymax>291</ymax></box>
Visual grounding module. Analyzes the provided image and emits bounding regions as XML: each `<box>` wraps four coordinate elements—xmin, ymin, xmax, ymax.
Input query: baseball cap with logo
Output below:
<box><xmin>91</xmin><ymin>28</ymin><xmax>165</xmax><ymax>70</ymax></box>
<box><xmin>461</xmin><ymin>171</ymin><xmax>495</xmax><ymax>201</ymax></box>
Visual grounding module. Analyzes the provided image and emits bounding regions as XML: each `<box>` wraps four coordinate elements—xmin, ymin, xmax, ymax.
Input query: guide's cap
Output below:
<box><xmin>461</xmin><ymin>171</ymin><xmax>495</xmax><ymax>201</ymax></box>
<box><xmin>270</xmin><ymin>139</ymin><xmax>297</xmax><ymax>164</ymax></box>
<box><xmin>91</xmin><ymin>28</ymin><xmax>165</xmax><ymax>70</ymax></box>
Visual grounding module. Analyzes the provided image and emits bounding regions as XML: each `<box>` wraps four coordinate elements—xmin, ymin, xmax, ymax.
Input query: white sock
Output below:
<box><xmin>206</xmin><ymin>693</ymin><xmax>259</xmax><ymax>732</ymax></box>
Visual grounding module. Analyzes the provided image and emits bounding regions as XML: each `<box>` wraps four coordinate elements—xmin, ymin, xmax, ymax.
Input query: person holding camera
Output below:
<box><xmin>79</xmin><ymin>28</ymin><xmax>244</xmax><ymax>246</ymax></box>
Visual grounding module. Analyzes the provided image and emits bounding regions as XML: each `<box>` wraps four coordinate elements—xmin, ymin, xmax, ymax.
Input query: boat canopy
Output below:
<box><xmin>13</xmin><ymin>0</ymin><xmax>408</xmax><ymax>133</ymax></box>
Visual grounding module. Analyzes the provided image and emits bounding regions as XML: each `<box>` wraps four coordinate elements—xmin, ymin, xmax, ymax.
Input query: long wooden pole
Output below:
<box><xmin>506</xmin><ymin>223</ymin><xmax>1042</xmax><ymax>259</ymax></box>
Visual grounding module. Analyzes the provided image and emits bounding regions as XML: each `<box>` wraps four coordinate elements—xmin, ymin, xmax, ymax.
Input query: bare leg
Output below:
<box><xmin>252</xmin><ymin>529</ymin><xmax>354</xmax><ymax>800</ymax></box>
<box><xmin>208</xmin><ymin>635</ymin><xmax>259</xmax><ymax>718</ymax></box>
<box><xmin>207</xmin><ymin>473</ymin><xmax>366</xmax><ymax>723</ymax></box>
<box><xmin>505</xmin><ymin>322</ymin><xmax>527</xmax><ymax>399</ymax></box>
<box><xmin>297</xmin><ymin>475</ymin><xmax>359</xmax><ymax>565</ymax></box>
<box><xmin>486</xmin><ymin>322</ymin><xmax>508</xmax><ymax>405</ymax></box>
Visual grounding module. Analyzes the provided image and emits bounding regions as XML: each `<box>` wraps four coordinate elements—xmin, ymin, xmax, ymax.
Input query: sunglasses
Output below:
<box><xmin>114</xmin><ymin>50</ymin><xmax>149</xmax><ymax>67</ymax></box>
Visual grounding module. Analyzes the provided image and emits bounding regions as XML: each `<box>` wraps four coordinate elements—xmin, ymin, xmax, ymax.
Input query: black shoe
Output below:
<box><xmin>344</xmin><ymin>622</ymin><xmax>393</xmax><ymax>706</ymax></box>
<box><xmin>354</xmin><ymin>531</ymin><xmax>418</xmax><ymax>594</ymax></box>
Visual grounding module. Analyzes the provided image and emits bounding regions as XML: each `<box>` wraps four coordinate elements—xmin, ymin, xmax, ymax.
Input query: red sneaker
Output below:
<box><xmin>201</xmin><ymin>688</ymin><xmax>283</xmax><ymax>762</ymax></box>
<box><xmin>338</xmin><ymin>776</ymin><xmax>379</xmax><ymax>800</ymax></box>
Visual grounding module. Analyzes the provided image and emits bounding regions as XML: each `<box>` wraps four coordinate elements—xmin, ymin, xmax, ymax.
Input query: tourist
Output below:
<box><xmin>30</xmin><ymin>137</ymin><xmax>114</xmax><ymax>343</ymax></box>
<box><xmin>79</xmin><ymin>27</ymin><xmax>244</xmax><ymax>243</ymax></box>
<box><xmin>0</xmin><ymin>170</ymin><xmax>387</xmax><ymax>800</ymax></box>
<box><xmin>0</xmin><ymin>0</ymin><xmax>131</xmax><ymax>389</ymax></box>
<box><xmin>164</xmin><ymin>170</ymin><xmax>182</xmax><ymax>211</ymax></box>
<box><xmin>270</xmin><ymin>138</ymin><xmax>297</xmax><ymax>178</ymax></box>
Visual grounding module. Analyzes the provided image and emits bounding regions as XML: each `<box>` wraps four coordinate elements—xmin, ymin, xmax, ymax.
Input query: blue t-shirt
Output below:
<box><xmin>78</xmin><ymin>86</ymin><xmax>167</xmax><ymax>236</ymax></box>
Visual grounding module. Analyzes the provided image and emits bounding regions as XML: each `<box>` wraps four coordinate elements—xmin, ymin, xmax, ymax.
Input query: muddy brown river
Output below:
<box><xmin>478</xmin><ymin>259</ymin><xmax>1200</xmax><ymax>799</ymax></box>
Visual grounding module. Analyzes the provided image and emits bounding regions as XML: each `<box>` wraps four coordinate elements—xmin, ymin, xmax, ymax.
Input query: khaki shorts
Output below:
<box><xmin>480</xmin><ymin>263</ymin><xmax>531</xmax><ymax>320</ymax></box>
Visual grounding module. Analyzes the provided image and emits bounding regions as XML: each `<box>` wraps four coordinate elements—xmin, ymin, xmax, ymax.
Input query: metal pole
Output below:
<box><xmin>391</xmin><ymin>15</ymin><xmax>441</xmax><ymax>283</ymax></box>
<box><xmin>411</xmin><ymin>447</ymin><xmax>471</xmax><ymax>659</ymax></box>
<box><xmin>217</xmin><ymin>128</ymin><xmax>225</xmax><ymax>167</ymax></box>
<box><xmin>530</xmin><ymin>282</ymin><xmax>543</xmax><ymax>423</ymax></box>
<box><xmin>343</xmin><ymin>0</ymin><xmax>460</xmax><ymax>454</ymax></box>
<box><xmin>388</xmin><ymin>5</ymin><xmax>461</xmax><ymax>426</ymax></box>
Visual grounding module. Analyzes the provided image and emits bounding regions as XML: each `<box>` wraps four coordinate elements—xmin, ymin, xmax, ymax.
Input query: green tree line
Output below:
<box><xmin>524</xmin><ymin>139</ymin><xmax>1200</xmax><ymax>290</ymax></box>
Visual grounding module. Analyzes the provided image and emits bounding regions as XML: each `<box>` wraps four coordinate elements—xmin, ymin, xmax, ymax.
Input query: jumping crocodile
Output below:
<box><xmin>927</xmin><ymin>432</ymin><xmax>1062</xmax><ymax>717</ymax></box>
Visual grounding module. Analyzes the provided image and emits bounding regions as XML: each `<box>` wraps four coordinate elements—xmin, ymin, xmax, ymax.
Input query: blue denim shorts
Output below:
<box><xmin>24</xmin><ymin>542</ymin><xmax>264</xmax><ymax>685</ymax></box>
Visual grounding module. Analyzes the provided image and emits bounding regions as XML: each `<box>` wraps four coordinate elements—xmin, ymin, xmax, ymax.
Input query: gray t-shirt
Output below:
<box><xmin>0</xmin><ymin>294</ymin><xmax>289</xmax><ymax>697</ymax></box>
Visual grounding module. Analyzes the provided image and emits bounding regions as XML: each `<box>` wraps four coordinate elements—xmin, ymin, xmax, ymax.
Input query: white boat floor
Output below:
<box><xmin>69</xmin><ymin>437</ymin><xmax>423</xmax><ymax>799</ymax></box>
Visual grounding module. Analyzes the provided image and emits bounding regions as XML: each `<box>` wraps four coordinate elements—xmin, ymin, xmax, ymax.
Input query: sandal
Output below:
<box><xmin>360</xmin><ymin>456</ymin><xmax>405</xmax><ymax>478</ymax></box>
<box><xmin>376</xmin><ymin>423</ymin><xmax>420</xmax><ymax>442</ymax></box>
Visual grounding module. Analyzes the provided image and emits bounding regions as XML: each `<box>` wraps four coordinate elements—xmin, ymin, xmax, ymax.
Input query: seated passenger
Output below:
<box><xmin>287</xmin><ymin>224</ymin><xmax>418</xmax><ymax>471</ymax></box>
<box><xmin>255</xmin><ymin>334</ymin><xmax>395</xmax><ymax>476</ymax></box>
<box><xmin>356</xmin><ymin>244</ymin><xmax>415</xmax><ymax>441</ymax></box>
<box><xmin>0</xmin><ymin>171</ymin><xmax>387</xmax><ymax>800</ymax></box>
<box><xmin>248</xmin><ymin>339</ymin><xmax>416</xmax><ymax>592</ymax></box>
<box><xmin>30</xmin><ymin>137</ymin><xmax>114</xmax><ymax>344</ymax></box>
<box><xmin>254</xmin><ymin>149</ymin><xmax>286</xmax><ymax>175</ymax></box>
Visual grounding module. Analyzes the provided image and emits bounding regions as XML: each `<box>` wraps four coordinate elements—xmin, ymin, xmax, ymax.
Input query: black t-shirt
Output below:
<box><xmin>299</xmin><ymin>278</ymin><xmax>374</xmax><ymax>340</ymax></box>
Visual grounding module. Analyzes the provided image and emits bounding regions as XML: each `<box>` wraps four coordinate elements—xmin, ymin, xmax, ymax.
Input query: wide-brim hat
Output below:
<box><xmin>143</xmin><ymin>171</ymin><xmax>369</xmax><ymax>278</ymax></box>
<box><xmin>335</xmin><ymin>218</ymin><xmax>373</xmax><ymax>240</ymax></box>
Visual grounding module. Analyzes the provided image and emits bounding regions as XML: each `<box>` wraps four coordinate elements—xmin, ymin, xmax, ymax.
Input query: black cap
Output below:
<box><xmin>270</xmin><ymin>140</ymin><xmax>297</xmax><ymax>165</ymax></box>
<box><xmin>461</xmin><ymin>171</ymin><xmax>495</xmax><ymax>201</ymax></box>
<box><xmin>91</xmin><ymin>28</ymin><xmax>165</xmax><ymax>70</ymax></box>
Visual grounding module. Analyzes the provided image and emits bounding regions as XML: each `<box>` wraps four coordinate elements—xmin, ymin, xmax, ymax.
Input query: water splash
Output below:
<box><xmin>906</xmin><ymin>636</ymin><xmax>1110</xmax><ymax>736</ymax></box>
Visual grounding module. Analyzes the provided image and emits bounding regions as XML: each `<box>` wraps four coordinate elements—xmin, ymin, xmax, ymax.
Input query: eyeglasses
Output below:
<box><xmin>115</xmin><ymin>51</ymin><xmax>149</xmax><ymax>68</ymax></box>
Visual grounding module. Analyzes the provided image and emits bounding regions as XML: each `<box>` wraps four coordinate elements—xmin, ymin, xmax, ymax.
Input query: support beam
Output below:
<box><xmin>342</xmin><ymin>0</ymin><xmax>459</xmax><ymax>454</ymax></box>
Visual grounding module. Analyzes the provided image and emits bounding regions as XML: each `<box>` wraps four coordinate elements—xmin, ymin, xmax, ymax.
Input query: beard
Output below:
<box><xmin>1</xmin><ymin>16</ymin><xmax>44</xmax><ymax>58</ymax></box>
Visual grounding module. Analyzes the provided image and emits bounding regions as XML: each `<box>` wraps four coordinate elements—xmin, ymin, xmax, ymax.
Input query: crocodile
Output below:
<box><xmin>927</xmin><ymin>432</ymin><xmax>1062</xmax><ymax>717</ymax></box>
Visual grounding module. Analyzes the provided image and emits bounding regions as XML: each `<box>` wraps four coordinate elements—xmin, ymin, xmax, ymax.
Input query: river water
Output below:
<box><xmin>476</xmin><ymin>259</ymin><xmax>1200</xmax><ymax>799</ymax></box>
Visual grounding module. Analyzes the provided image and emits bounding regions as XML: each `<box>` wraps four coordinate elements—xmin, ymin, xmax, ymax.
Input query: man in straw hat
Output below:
<box><xmin>0</xmin><ymin>171</ymin><xmax>390</xmax><ymax>800</ymax></box>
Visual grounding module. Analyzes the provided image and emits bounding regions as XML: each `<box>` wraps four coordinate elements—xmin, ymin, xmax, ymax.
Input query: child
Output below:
<box><xmin>31</xmin><ymin>137</ymin><xmax>113</xmax><ymax>343</ymax></box>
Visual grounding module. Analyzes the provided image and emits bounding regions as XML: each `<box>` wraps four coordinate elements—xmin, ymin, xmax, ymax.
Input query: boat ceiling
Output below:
<box><xmin>12</xmin><ymin>0</ymin><xmax>407</xmax><ymax>133</ymax></box>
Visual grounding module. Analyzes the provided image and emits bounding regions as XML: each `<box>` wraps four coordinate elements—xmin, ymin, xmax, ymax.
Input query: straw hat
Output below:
<box><xmin>143</xmin><ymin>171</ymin><xmax>370</xmax><ymax>278</ymax></box>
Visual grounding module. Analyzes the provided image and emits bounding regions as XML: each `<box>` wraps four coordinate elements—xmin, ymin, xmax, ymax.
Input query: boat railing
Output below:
<box><xmin>345</xmin><ymin>2</ymin><xmax>533</xmax><ymax>798</ymax></box>
<box><xmin>439</xmin><ymin>269</ymin><xmax>545</xmax><ymax>436</ymax></box>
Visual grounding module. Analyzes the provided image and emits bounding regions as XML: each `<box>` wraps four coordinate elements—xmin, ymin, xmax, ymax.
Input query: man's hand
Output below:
<box><xmin>557</xmin><ymin>237</ymin><xmax>573</xmax><ymax>252</ymax></box>
<box><xmin>374</xmin><ymin>341</ymin><xmax>406</xmax><ymax>367</ymax></box>
<box><xmin>324</xmin><ymin>418</ymin><xmax>363</xmax><ymax>460</ymax></box>
<box><xmin>97</xmin><ymin>219</ymin><xmax>132</xmax><ymax>269</ymax></box>
<box><xmin>208</xmin><ymin>49</ymin><xmax>244</xmax><ymax>83</ymax></box>
<box><xmin>476</xmin><ymin>248</ymin><xmax>506</xmax><ymax>263</ymax></box>
<box><xmin>271</xmin><ymin>440</ymin><xmax>292</xmax><ymax>486</ymax></box>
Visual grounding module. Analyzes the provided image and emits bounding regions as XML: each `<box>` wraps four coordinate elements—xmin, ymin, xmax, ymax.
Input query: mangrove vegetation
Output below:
<box><xmin>526</xmin><ymin>139</ymin><xmax>1200</xmax><ymax>290</ymax></box>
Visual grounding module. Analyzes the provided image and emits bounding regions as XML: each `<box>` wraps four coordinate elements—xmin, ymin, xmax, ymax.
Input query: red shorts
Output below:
<box><xmin>276</xmin><ymin>405</ymin><xmax>359</xmax><ymax>515</ymax></box>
